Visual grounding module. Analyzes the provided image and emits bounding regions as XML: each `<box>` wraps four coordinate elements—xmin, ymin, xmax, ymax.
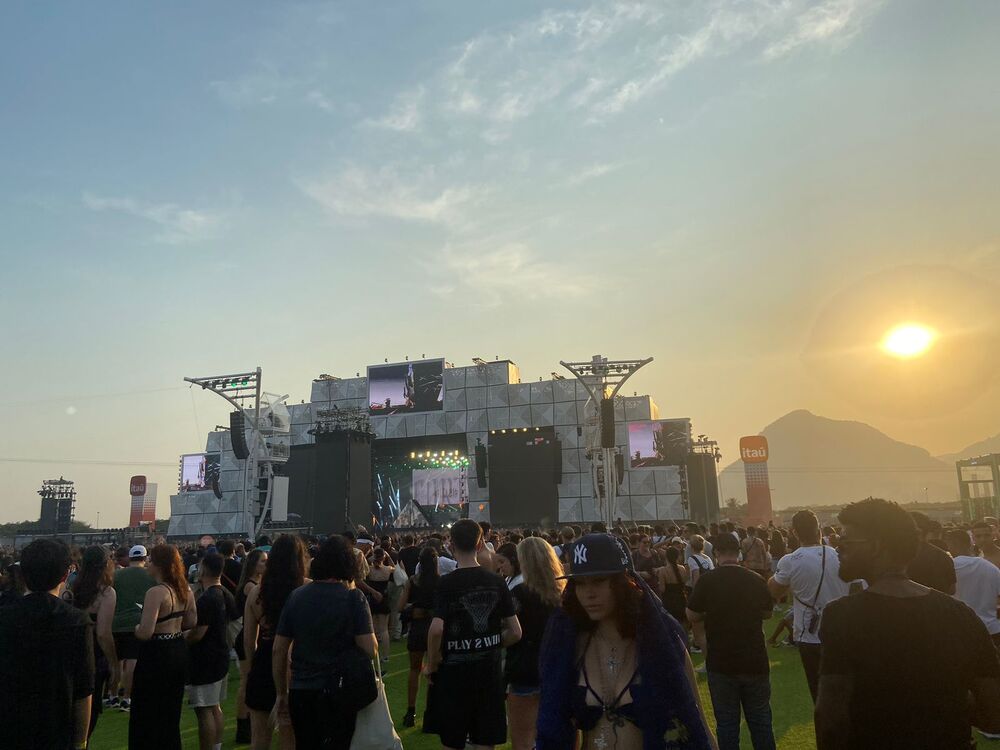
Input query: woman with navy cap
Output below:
<box><xmin>537</xmin><ymin>533</ymin><xmax>716</xmax><ymax>750</ymax></box>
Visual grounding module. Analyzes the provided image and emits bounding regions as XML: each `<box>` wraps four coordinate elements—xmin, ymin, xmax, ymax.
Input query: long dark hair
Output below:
<box><xmin>237</xmin><ymin>548</ymin><xmax>267</xmax><ymax>593</ymax></box>
<box><xmin>770</xmin><ymin>530</ymin><xmax>787</xmax><ymax>557</ymax></box>
<box><xmin>497</xmin><ymin>543</ymin><xmax>520</xmax><ymax>578</ymax></box>
<box><xmin>72</xmin><ymin>546</ymin><xmax>112</xmax><ymax>610</ymax></box>
<box><xmin>416</xmin><ymin>546</ymin><xmax>439</xmax><ymax>590</ymax></box>
<box><xmin>665</xmin><ymin>546</ymin><xmax>683</xmax><ymax>583</ymax></box>
<box><xmin>563</xmin><ymin>573</ymin><xmax>642</xmax><ymax>639</ymax></box>
<box><xmin>259</xmin><ymin>535</ymin><xmax>307</xmax><ymax>627</ymax></box>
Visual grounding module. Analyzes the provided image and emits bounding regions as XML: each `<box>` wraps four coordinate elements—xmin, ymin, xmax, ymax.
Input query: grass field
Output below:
<box><xmin>86</xmin><ymin>632</ymin><xmax>1000</xmax><ymax>749</ymax></box>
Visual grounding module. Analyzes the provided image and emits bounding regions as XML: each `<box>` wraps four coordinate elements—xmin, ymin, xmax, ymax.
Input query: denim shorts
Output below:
<box><xmin>508</xmin><ymin>683</ymin><xmax>540</xmax><ymax>697</ymax></box>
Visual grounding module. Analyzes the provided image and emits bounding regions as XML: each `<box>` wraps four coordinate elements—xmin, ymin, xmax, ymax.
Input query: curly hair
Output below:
<box><xmin>149</xmin><ymin>544</ymin><xmax>190</xmax><ymax>607</ymax></box>
<box><xmin>259</xmin><ymin>535</ymin><xmax>307</xmax><ymax>628</ymax></box>
<box><xmin>72</xmin><ymin>545</ymin><xmax>113</xmax><ymax>610</ymax></box>
<box><xmin>562</xmin><ymin>572</ymin><xmax>642</xmax><ymax>639</ymax></box>
<box><xmin>310</xmin><ymin>535</ymin><xmax>358</xmax><ymax>581</ymax></box>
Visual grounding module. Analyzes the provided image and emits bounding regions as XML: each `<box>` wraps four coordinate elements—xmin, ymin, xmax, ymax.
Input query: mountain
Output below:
<box><xmin>937</xmin><ymin>433</ymin><xmax>1000</xmax><ymax>465</ymax></box>
<box><xmin>719</xmin><ymin>410</ymin><xmax>957</xmax><ymax>508</ymax></box>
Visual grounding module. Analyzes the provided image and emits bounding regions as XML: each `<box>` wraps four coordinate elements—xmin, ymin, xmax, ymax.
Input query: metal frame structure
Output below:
<box><xmin>560</xmin><ymin>355</ymin><xmax>653</xmax><ymax>529</ymax></box>
<box><xmin>184</xmin><ymin>368</ymin><xmax>273</xmax><ymax>537</ymax></box>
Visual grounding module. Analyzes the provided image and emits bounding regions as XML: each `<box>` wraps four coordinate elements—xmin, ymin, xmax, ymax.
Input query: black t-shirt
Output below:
<box><xmin>686</xmin><ymin>564</ymin><xmax>772</xmax><ymax>675</ymax></box>
<box><xmin>820</xmin><ymin>589</ymin><xmax>1000</xmax><ymax>748</ymax></box>
<box><xmin>276</xmin><ymin>582</ymin><xmax>373</xmax><ymax>690</ymax></box>
<box><xmin>506</xmin><ymin>583</ymin><xmax>556</xmax><ymax>688</ymax></box>
<box><xmin>433</xmin><ymin>566</ymin><xmax>515</xmax><ymax>666</ymax></box>
<box><xmin>905</xmin><ymin>542</ymin><xmax>956</xmax><ymax>594</ymax></box>
<box><xmin>189</xmin><ymin>585</ymin><xmax>238</xmax><ymax>685</ymax></box>
<box><xmin>0</xmin><ymin>593</ymin><xmax>95</xmax><ymax>750</ymax></box>
<box><xmin>399</xmin><ymin>546</ymin><xmax>421</xmax><ymax>577</ymax></box>
<box><xmin>221</xmin><ymin>558</ymin><xmax>242</xmax><ymax>595</ymax></box>
<box><xmin>633</xmin><ymin>550</ymin><xmax>662</xmax><ymax>575</ymax></box>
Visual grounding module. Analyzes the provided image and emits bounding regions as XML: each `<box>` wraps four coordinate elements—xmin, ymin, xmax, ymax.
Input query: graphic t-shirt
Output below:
<box><xmin>820</xmin><ymin>589</ymin><xmax>1000</xmax><ymax>748</ymax></box>
<box><xmin>433</xmin><ymin>566</ymin><xmax>514</xmax><ymax>666</ymax></box>
<box><xmin>686</xmin><ymin>565</ymin><xmax>772</xmax><ymax>675</ymax></box>
<box><xmin>188</xmin><ymin>585</ymin><xmax>238</xmax><ymax>685</ymax></box>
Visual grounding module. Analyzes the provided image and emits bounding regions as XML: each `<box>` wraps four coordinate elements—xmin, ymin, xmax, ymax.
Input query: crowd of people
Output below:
<box><xmin>4</xmin><ymin>502</ymin><xmax>1000</xmax><ymax>749</ymax></box>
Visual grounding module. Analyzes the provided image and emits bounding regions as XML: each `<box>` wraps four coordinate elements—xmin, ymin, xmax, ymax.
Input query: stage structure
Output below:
<box><xmin>560</xmin><ymin>355</ymin><xmax>652</xmax><ymax>529</ymax></box>
<box><xmin>167</xmin><ymin>355</ymin><xmax>711</xmax><ymax>537</ymax></box>
<box><xmin>169</xmin><ymin>369</ymin><xmax>290</xmax><ymax>538</ymax></box>
<box><xmin>38</xmin><ymin>477</ymin><xmax>76</xmax><ymax>534</ymax></box>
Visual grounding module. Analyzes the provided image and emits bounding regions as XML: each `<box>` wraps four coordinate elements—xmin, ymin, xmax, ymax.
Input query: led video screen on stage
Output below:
<box><xmin>180</xmin><ymin>453</ymin><xmax>220</xmax><ymax>492</ymax></box>
<box><xmin>368</xmin><ymin>359</ymin><xmax>444</xmax><ymax>415</ymax></box>
<box><xmin>412</xmin><ymin>467</ymin><xmax>469</xmax><ymax>509</ymax></box>
<box><xmin>628</xmin><ymin>419</ymin><xmax>691</xmax><ymax>468</ymax></box>
<box><xmin>372</xmin><ymin>435</ymin><xmax>469</xmax><ymax>528</ymax></box>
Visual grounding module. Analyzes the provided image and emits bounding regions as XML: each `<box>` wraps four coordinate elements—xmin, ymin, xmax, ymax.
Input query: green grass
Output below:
<box><xmin>87</xmin><ymin>629</ymin><xmax>1000</xmax><ymax>750</ymax></box>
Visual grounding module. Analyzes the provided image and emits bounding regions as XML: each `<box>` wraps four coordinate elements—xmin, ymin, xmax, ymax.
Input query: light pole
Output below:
<box><xmin>560</xmin><ymin>354</ymin><xmax>653</xmax><ymax>529</ymax></box>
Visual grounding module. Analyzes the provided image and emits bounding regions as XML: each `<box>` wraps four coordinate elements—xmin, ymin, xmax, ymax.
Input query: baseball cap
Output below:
<box><xmin>128</xmin><ymin>545</ymin><xmax>148</xmax><ymax>559</ymax></box>
<box><xmin>558</xmin><ymin>534</ymin><xmax>633</xmax><ymax>579</ymax></box>
<box><xmin>669</xmin><ymin>537</ymin><xmax>685</xmax><ymax>545</ymax></box>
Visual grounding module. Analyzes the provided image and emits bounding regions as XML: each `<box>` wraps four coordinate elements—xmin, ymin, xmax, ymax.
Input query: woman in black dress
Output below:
<box><xmin>130</xmin><ymin>544</ymin><xmax>196</xmax><ymax>750</ymax></box>
<box><xmin>71</xmin><ymin>545</ymin><xmax>119</xmax><ymax>741</ymax></box>
<box><xmin>244</xmin><ymin>535</ymin><xmax>307</xmax><ymax>750</ymax></box>
<box><xmin>234</xmin><ymin>547</ymin><xmax>268</xmax><ymax>744</ymax></box>
<box><xmin>655</xmin><ymin>546</ymin><xmax>690</xmax><ymax>625</ymax></box>
<box><xmin>397</xmin><ymin>545</ymin><xmax>439</xmax><ymax>728</ymax></box>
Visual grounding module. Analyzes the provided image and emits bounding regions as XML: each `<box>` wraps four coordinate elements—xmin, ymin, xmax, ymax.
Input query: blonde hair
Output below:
<box><xmin>516</xmin><ymin>537</ymin><xmax>565</xmax><ymax>608</ymax></box>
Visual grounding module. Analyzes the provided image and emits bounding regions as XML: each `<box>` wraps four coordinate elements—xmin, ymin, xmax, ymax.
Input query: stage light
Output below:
<box><xmin>501</xmin><ymin>429</ymin><xmax>506</xmax><ymax>434</ymax></box>
<box><xmin>410</xmin><ymin>453</ymin><xmax>415</xmax><ymax>458</ymax></box>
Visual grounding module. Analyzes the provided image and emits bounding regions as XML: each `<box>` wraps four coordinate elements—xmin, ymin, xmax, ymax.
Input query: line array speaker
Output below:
<box><xmin>600</xmin><ymin>398</ymin><xmax>616</xmax><ymax>449</ymax></box>
<box><xmin>230</xmin><ymin>410</ymin><xmax>250</xmax><ymax>459</ymax></box>
<box><xmin>553</xmin><ymin>440</ymin><xmax>563</xmax><ymax>483</ymax></box>
<box><xmin>475</xmin><ymin>442</ymin><xmax>488</xmax><ymax>488</ymax></box>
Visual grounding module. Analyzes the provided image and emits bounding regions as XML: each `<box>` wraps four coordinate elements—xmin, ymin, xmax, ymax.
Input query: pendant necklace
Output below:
<box><xmin>592</xmin><ymin>633</ymin><xmax>632</xmax><ymax>750</ymax></box>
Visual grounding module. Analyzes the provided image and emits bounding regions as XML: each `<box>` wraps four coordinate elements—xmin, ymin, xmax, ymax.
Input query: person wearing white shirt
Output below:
<box><xmin>767</xmin><ymin>510</ymin><xmax>850</xmax><ymax>703</ymax></box>
<box><xmin>946</xmin><ymin>529</ymin><xmax>1000</xmax><ymax>644</ymax></box>
<box><xmin>686</xmin><ymin>535</ymin><xmax>715</xmax><ymax>588</ymax></box>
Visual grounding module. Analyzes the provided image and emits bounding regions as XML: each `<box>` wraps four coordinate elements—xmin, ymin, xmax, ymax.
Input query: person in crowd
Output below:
<box><xmin>496</xmin><ymin>542</ymin><xmax>523</xmax><ymax>589</ymax></box>
<box><xmin>398</xmin><ymin>533</ymin><xmax>421</xmax><ymax>577</ymax></box>
<box><xmin>506</xmin><ymin>537</ymin><xmax>565</xmax><ymax>750</ymax></box>
<box><xmin>418</xmin><ymin>537</ymin><xmax>459</xmax><ymax>576</ymax></box>
<box><xmin>217</xmin><ymin>539</ymin><xmax>242</xmax><ymax>595</ymax></box>
<box><xmin>945</xmin><ymin>528</ymin><xmax>1000</xmax><ymax>648</ymax></box>
<box><xmin>71</xmin><ymin>545</ymin><xmax>120</xmax><ymax>740</ymax></box>
<box><xmin>366</xmin><ymin>546</ymin><xmax>396</xmax><ymax>668</ymax></box>
<box><xmin>741</xmin><ymin>527</ymin><xmax>770</xmax><ymax>579</ymax></box>
<box><xmin>767</xmin><ymin>510</ymin><xmax>850</xmax><ymax>703</ymax></box>
<box><xmin>687</xmin><ymin>534</ymin><xmax>715</xmax><ymax>590</ymax></box>
<box><xmin>768</xmin><ymin>530</ymin><xmax>786</xmax><ymax>573</ymax></box>
<box><xmin>656</xmin><ymin>546</ymin><xmax>690</xmax><ymax>625</ymax></box>
<box><xmin>973</xmin><ymin>520</ymin><xmax>1000</xmax><ymax>568</ymax></box>
<box><xmin>273</xmin><ymin>535</ymin><xmax>375</xmax><ymax>748</ymax></box>
<box><xmin>185</xmin><ymin>552</ymin><xmax>239</xmax><ymax>750</ymax></box>
<box><xmin>815</xmin><ymin>498</ymin><xmax>1000</xmax><ymax>748</ymax></box>
<box><xmin>111</xmin><ymin>544</ymin><xmax>154</xmax><ymax>711</ymax></box>
<box><xmin>245</xmin><ymin>535</ymin><xmax>307</xmax><ymax>750</ymax></box>
<box><xmin>687</xmin><ymin>533</ymin><xmax>775</xmax><ymax>750</ymax></box>
<box><xmin>397</xmin><ymin>544</ymin><xmax>440</xmax><ymax>728</ymax></box>
<box><xmin>130</xmin><ymin>544</ymin><xmax>196</xmax><ymax>750</ymax></box>
<box><xmin>767</xmin><ymin>608</ymin><xmax>795</xmax><ymax>648</ymax></box>
<box><xmin>425</xmin><ymin>519</ymin><xmax>522</xmax><ymax>750</ymax></box>
<box><xmin>536</xmin><ymin>533</ymin><xmax>715</xmax><ymax>749</ymax></box>
<box><xmin>478</xmin><ymin>521</ymin><xmax>498</xmax><ymax>572</ymax></box>
<box><xmin>0</xmin><ymin>539</ymin><xmax>95</xmax><ymax>750</ymax></box>
<box><xmin>906</xmin><ymin>511</ymin><xmax>957</xmax><ymax>593</ymax></box>
<box><xmin>555</xmin><ymin>526</ymin><xmax>577</xmax><ymax>566</ymax></box>
<box><xmin>234</xmin><ymin>547</ymin><xmax>267</xmax><ymax>744</ymax></box>
<box><xmin>632</xmin><ymin>534</ymin><xmax>662</xmax><ymax>586</ymax></box>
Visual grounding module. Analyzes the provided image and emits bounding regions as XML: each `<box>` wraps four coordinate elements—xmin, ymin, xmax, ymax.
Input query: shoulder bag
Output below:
<box><xmin>349</xmin><ymin>646</ymin><xmax>403</xmax><ymax>750</ymax></box>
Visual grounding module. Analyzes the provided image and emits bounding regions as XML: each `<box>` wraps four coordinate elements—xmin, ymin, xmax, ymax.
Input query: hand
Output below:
<box><xmin>421</xmin><ymin>662</ymin><xmax>438</xmax><ymax>685</ymax></box>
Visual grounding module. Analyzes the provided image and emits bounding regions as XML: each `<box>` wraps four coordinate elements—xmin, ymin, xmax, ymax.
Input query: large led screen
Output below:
<box><xmin>412</xmin><ymin>468</ymin><xmax>468</xmax><ymax>509</ymax></box>
<box><xmin>180</xmin><ymin>453</ymin><xmax>220</xmax><ymax>492</ymax></box>
<box><xmin>368</xmin><ymin>359</ymin><xmax>444</xmax><ymax>415</ymax></box>
<box><xmin>628</xmin><ymin>419</ymin><xmax>691</xmax><ymax>468</ymax></box>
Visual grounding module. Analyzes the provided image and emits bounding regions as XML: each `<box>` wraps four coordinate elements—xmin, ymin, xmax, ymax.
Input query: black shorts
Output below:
<box><xmin>424</xmin><ymin>661</ymin><xmax>506</xmax><ymax>748</ymax></box>
<box><xmin>114</xmin><ymin>632</ymin><xmax>140</xmax><ymax>661</ymax></box>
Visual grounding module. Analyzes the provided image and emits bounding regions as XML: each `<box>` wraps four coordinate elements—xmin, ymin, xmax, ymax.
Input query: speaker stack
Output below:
<box><xmin>230</xmin><ymin>410</ymin><xmax>250</xmax><ymax>459</ymax></box>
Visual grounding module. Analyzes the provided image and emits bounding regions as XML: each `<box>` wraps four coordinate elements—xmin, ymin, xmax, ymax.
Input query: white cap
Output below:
<box><xmin>129</xmin><ymin>545</ymin><xmax>148</xmax><ymax>559</ymax></box>
<box><xmin>670</xmin><ymin>537</ymin><xmax>685</xmax><ymax>545</ymax></box>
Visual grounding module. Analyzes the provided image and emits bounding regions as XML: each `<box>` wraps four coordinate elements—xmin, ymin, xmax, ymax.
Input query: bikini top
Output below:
<box><xmin>155</xmin><ymin>584</ymin><xmax>185</xmax><ymax>624</ymax></box>
<box><xmin>571</xmin><ymin>635</ymin><xmax>641</xmax><ymax>732</ymax></box>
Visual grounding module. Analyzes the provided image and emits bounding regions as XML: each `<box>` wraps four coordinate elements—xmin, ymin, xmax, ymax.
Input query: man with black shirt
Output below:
<box><xmin>687</xmin><ymin>533</ymin><xmax>775</xmax><ymax>750</ymax></box>
<box><xmin>398</xmin><ymin>534</ymin><xmax>421</xmax><ymax>577</ymax></box>
<box><xmin>216</xmin><ymin>540</ymin><xmax>242</xmax><ymax>595</ymax></box>
<box><xmin>815</xmin><ymin>498</ymin><xmax>1000</xmax><ymax>749</ymax></box>
<box><xmin>0</xmin><ymin>539</ymin><xmax>94</xmax><ymax>750</ymax></box>
<box><xmin>186</xmin><ymin>552</ymin><xmax>238</xmax><ymax>750</ymax></box>
<box><xmin>906</xmin><ymin>511</ymin><xmax>956</xmax><ymax>594</ymax></box>
<box><xmin>425</xmin><ymin>519</ymin><xmax>522</xmax><ymax>750</ymax></box>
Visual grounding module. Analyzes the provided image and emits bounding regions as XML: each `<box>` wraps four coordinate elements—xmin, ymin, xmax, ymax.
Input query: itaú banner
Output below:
<box><xmin>129</xmin><ymin>483</ymin><xmax>158</xmax><ymax>528</ymax></box>
<box><xmin>739</xmin><ymin>436</ymin><xmax>773</xmax><ymax>525</ymax></box>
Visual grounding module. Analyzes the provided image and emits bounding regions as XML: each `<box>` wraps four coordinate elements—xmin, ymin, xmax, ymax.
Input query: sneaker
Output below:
<box><xmin>402</xmin><ymin>709</ymin><xmax>416</xmax><ymax>728</ymax></box>
<box><xmin>118</xmin><ymin>698</ymin><xmax>131</xmax><ymax>712</ymax></box>
<box><xmin>104</xmin><ymin>695</ymin><xmax>119</xmax><ymax>708</ymax></box>
<box><xmin>980</xmin><ymin>730</ymin><xmax>1000</xmax><ymax>740</ymax></box>
<box><xmin>689</xmin><ymin>645</ymin><xmax>702</xmax><ymax>654</ymax></box>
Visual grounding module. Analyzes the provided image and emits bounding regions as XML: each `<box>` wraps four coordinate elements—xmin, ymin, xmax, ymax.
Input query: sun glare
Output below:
<box><xmin>881</xmin><ymin>324</ymin><xmax>935</xmax><ymax>359</ymax></box>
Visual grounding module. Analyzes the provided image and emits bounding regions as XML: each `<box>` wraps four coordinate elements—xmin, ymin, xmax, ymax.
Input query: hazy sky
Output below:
<box><xmin>3</xmin><ymin>1</ymin><xmax>999</xmax><ymax>524</ymax></box>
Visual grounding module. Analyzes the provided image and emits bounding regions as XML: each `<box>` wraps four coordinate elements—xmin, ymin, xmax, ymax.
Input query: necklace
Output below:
<box><xmin>590</xmin><ymin>633</ymin><xmax>634</xmax><ymax>750</ymax></box>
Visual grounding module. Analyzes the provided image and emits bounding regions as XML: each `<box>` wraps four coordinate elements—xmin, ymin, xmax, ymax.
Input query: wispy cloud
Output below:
<box><xmin>209</xmin><ymin>65</ymin><xmax>301</xmax><ymax>107</ymax></box>
<box><xmin>428</xmin><ymin>242</ymin><xmax>597</xmax><ymax>306</ymax></box>
<box><xmin>764</xmin><ymin>0</ymin><xmax>885</xmax><ymax>60</ymax></box>
<box><xmin>82</xmin><ymin>193</ymin><xmax>223</xmax><ymax>244</ymax></box>
<box><xmin>363</xmin><ymin>87</ymin><xmax>424</xmax><ymax>131</ymax></box>
<box><xmin>561</xmin><ymin>161</ymin><xmax>627</xmax><ymax>187</ymax></box>
<box><xmin>299</xmin><ymin>166</ymin><xmax>484</xmax><ymax>227</ymax></box>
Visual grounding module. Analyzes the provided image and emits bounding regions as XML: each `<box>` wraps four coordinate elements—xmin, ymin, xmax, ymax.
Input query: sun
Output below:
<box><xmin>881</xmin><ymin>324</ymin><xmax>936</xmax><ymax>359</ymax></box>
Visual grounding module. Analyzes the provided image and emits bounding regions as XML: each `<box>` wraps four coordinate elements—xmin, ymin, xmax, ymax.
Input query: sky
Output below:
<box><xmin>2</xmin><ymin>1</ymin><xmax>1000</xmax><ymax>524</ymax></box>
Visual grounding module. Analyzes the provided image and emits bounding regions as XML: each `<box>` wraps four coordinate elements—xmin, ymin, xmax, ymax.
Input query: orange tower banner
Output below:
<box><xmin>739</xmin><ymin>436</ymin><xmax>773</xmax><ymax>525</ymax></box>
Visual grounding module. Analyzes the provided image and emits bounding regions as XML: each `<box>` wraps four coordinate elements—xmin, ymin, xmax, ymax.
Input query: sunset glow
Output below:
<box><xmin>881</xmin><ymin>324</ymin><xmax>936</xmax><ymax>359</ymax></box>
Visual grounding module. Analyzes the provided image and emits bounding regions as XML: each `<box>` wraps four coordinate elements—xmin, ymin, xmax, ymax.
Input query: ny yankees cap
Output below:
<box><xmin>558</xmin><ymin>533</ymin><xmax>634</xmax><ymax>579</ymax></box>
